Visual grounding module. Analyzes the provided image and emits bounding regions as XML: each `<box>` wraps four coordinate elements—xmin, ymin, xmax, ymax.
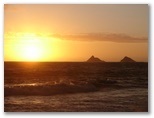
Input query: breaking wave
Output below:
<box><xmin>4</xmin><ymin>79</ymin><xmax>119</xmax><ymax>96</ymax></box>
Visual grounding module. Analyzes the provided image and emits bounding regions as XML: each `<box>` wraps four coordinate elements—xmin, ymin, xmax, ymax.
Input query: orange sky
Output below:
<box><xmin>4</xmin><ymin>4</ymin><xmax>148</xmax><ymax>62</ymax></box>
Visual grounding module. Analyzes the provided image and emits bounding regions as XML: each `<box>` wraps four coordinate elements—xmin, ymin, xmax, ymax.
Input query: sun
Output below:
<box><xmin>24</xmin><ymin>45</ymin><xmax>41</xmax><ymax>61</ymax></box>
<box><xmin>4</xmin><ymin>34</ymin><xmax>57</xmax><ymax>61</ymax></box>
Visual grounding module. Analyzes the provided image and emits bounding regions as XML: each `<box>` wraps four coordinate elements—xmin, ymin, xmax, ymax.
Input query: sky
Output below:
<box><xmin>4</xmin><ymin>4</ymin><xmax>148</xmax><ymax>62</ymax></box>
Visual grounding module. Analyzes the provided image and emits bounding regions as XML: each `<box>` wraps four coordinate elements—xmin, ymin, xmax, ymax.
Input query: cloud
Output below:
<box><xmin>49</xmin><ymin>33</ymin><xmax>148</xmax><ymax>43</ymax></box>
<box><xmin>4</xmin><ymin>32</ymin><xmax>148</xmax><ymax>43</ymax></box>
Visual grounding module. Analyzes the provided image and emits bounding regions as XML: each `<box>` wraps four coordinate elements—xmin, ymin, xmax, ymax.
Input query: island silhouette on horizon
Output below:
<box><xmin>120</xmin><ymin>56</ymin><xmax>136</xmax><ymax>62</ymax></box>
<box><xmin>87</xmin><ymin>55</ymin><xmax>105</xmax><ymax>62</ymax></box>
<box><xmin>86</xmin><ymin>55</ymin><xmax>136</xmax><ymax>62</ymax></box>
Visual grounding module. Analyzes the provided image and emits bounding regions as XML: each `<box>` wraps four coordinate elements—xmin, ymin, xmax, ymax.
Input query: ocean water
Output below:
<box><xmin>4</xmin><ymin>62</ymin><xmax>148</xmax><ymax>112</ymax></box>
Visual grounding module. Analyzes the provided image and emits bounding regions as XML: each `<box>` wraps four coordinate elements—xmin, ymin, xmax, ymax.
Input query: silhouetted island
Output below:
<box><xmin>87</xmin><ymin>55</ymin><xmax>105</xmax><ymax>62</ymax></box>
<box><xmin>120</xmin><ymin>56</ymin><xmax>136</xmax><ymax>62</ymax></box>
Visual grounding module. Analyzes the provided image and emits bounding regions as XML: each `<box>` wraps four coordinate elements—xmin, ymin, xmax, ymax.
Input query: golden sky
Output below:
<box><xmin>4</xmin><ymin>4</ymin><xmax>148</xmax><ymax>62</ymax></box>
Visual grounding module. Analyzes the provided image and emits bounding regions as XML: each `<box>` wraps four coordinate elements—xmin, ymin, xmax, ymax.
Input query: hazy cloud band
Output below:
<box><xmin>4</xmin><ymin>32</ymin><xmax>148</xmax><ymax>43</ymax></box>
<box><xmin>50</xmin><ymin>33</ymin><xmax>147</xmax><ymax>43</ymax></box>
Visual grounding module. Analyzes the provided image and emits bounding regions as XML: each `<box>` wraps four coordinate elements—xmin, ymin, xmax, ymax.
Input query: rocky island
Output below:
<box><xmin>120</xmin><ymin>56</ymin><xmax>136</xmax><ymax>62</ymax></box>
<box><xmin>87</xmin><ymin>55</ymin><xmax>105</xmax><ymax>62</ymax></box>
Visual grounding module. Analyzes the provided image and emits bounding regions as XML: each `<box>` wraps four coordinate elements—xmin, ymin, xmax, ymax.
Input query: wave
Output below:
<box><xmin>4</xmin><ymin>83</ymin><xmax>98</xmax><ymax>96</ymax></box>
<box><xmin>4</xmin><ymin>79</ymin><xmax>120</xmax><ymax>96</ymax></box>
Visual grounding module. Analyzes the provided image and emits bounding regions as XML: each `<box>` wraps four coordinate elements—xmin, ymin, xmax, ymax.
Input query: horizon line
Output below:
<box><xmin>4</xmin><ymin>61</ymin><xmax>148</xmax><ymax>63</ymax></box>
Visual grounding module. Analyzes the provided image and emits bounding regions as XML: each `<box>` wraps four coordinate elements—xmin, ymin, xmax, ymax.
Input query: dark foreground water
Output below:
<box><xmin>4</xmin><ymin>62</ymin><xmax>148</xmax><ymax>112</ymax></box>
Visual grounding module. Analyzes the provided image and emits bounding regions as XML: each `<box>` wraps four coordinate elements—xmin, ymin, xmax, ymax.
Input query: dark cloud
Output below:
<box><xmin>4</xmin><ymin>32</ymin><xmax>148</xmax><ymax>43</ymax></box>
<box><xmin>49</xmin><ymin>33</ymin><xmax>148</xmax><ymax>43</ymax></box>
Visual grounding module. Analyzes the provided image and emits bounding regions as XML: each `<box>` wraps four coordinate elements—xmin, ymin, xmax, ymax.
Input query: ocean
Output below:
<box><xmin>4</xmin><ymin>62</ymin><xmax>148</xmax><ymax>112</ymax></box>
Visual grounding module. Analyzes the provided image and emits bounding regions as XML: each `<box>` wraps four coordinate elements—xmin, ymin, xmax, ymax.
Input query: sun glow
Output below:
<box><xmin>4</xmin><ymin>33</ymin><xmax>49</xmax><ymax>61</ymax></box>
<box><xmin>24</xmin><ymin>45</ymin><xmax>40</xmax><ymax>61</ymax></box>
<box><xmin>4</xmin><ymin>31</ymin><xmax>66</xmax><ymax>62</ymax></box>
